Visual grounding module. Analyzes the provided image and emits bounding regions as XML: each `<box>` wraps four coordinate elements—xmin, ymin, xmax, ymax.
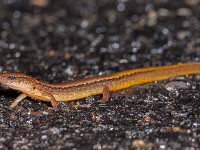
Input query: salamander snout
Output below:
<box><xmin>0</xmin><ymin>72</ymin><xmax>21</xmax><ymax>87</ymax></box>
<box><xmin>0</xmin><ymin>72</ymin><xmax>35</xmax><ymax>91</ymax></box>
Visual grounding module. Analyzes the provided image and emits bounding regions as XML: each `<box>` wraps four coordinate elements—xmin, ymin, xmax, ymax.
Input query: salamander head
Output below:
<box><xmin>0</xmin><ymin>72</ymin><xmax>37</xmax><ymax>93</ymax></box>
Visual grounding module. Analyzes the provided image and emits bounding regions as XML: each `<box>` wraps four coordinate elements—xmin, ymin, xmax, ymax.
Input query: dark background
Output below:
<box><xmin>0</xmin><ymin>0</ymin><xmax>200</xmax><ymax>149</ymax></box>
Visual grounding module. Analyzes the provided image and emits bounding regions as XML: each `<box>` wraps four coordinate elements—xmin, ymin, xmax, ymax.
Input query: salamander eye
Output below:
<box><xmin>8</xmin><ymin>75</ymin><xmax>16</xmax><ymax>80</ymax></box>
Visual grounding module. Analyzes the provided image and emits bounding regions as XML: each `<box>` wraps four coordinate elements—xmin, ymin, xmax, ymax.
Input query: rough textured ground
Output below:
<box><xmin>0</xmin><ymin>0</ymin><xmax>200</xmax><ymax>149</ymax></box>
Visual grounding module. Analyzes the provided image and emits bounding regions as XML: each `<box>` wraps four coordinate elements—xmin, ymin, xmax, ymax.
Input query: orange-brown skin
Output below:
<box><xmin>0</xmin><ymin>62</ymin><xmax>200</xmax><ymax>109</ymax></box>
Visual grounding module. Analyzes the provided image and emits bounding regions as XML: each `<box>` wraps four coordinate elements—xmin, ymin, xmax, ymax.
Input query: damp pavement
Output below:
<box><xmin>0</xmin><ymin>0</ymin><xmax>200</xmax><ymax>149</ymax></box>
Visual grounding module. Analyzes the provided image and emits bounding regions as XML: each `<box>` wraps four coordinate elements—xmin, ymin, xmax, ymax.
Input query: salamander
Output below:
<box><xmin>0</xmin><ymin>62</ymin><xmax>200</xmax><ymax>108</ymax></box>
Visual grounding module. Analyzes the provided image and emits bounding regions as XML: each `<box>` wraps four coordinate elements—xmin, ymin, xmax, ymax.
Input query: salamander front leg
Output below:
<box><xmin>98</xmin><ymin>86</ymin><xmax>110</xmax><ymax>102</ymax></box>
<box><xmin>50</xmin><ymin>97</ymin><xmax>58</xmax><ymax>109</ymax></box>
<box><xmin>41</xmin><ymin>92</ymin><xmax>58</xmax><ymax>109</ymax></box>
<box><xmin>9</xmin><ymin>93</ymin><xmax>27</xmax><ymax>108</ymax></box>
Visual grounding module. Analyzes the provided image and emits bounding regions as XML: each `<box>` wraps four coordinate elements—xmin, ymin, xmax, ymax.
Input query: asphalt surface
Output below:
<box><xmin>0</xmin><ymin>0</ymin><xmax>200</xmax><ymax>149</ymax></box>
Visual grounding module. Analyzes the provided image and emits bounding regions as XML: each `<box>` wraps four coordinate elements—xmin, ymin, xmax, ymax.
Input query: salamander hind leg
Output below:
<box><xmin>97</xmin><ymin>86</ymin><xmax>110</xmax><ymax>103</ymax></box>
<box><xmin>9</xmin><ymin>93</ymin><xmax>27</xmax><ymax>108</ymax></box>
